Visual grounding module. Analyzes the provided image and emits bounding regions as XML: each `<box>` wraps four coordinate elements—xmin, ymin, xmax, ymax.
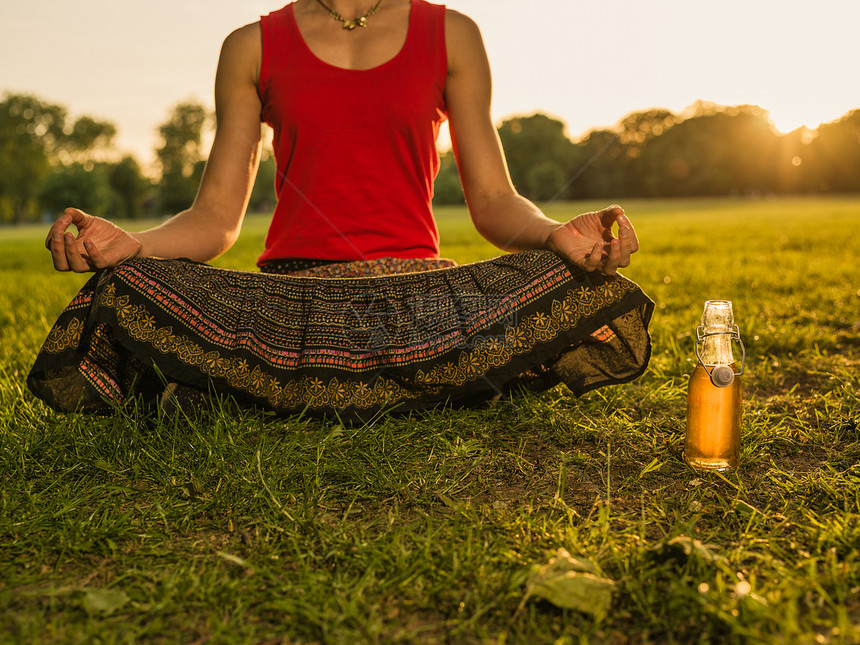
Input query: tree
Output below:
<box><xmin>569</xmin><ymin>129</ymin><xmax>631</xmax><ymax>199</ymax></box>
<box><xmin>618</xmin><ymin>109</ymin><xmax>677</xmax><ymax>195</ymax></box>
<box><xmin>804</xmin><ymin>110</ymin><xmax>860</xmax><ymax>193</ymax></box>
<box><xmin>155</xmin><ymin>102</ymin><xmax>210</xmax><ymax>214</ymax></box>
<box><xmin>635</xmin><ymin>105</ymin><xmax>780</xmax><ymax>196</ymax></box>
<box><xmin>524</xmin><ymin>160</ymin><xmax>568</xmax><ymax>202</ymax></box>
<box><xmin>619</xmin><ymin>109</ymin><xmax>677</xmax><ymax>146</ymax></box>
<box><xmin>0</xmin><ymin>94</ymin><xmax>66</xmax><ymax>222</ymax></box>
<box><xmin>108</xmin><ymin>156</ymin><xmax>150</xmax><ymax>219</ymax></box>
<box><xmin>60</xmin><ymin>115</ymin><xmax>117</xmax><ymax>164</ymax></box>
<box><xmin>497</xmin><ymin>113</ymin><xmax>578</xmax><ymax>201</ymax></box>
<box><xmin>38</xmin><ymin>163</ymin><xmax>113</xmax><ymax>218</ymax></box>
<box><xmin>248</xmin><ymin>148</ymin><xmax>277</xmax><ymax>212</ymax></box>
<box><xmin>0</xmin><ymin>92</ymin><xmax>118</xmax><ymax>222</ymax></box>
<box><xmin>432</xmin><ymin>150</ymin><xmax>464</xmax><ymax>205</ymax></box>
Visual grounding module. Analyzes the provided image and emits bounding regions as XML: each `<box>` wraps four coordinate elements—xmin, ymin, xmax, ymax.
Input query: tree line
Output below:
<box><xmin>0</xmin><ymin>93</ymin><xmax>275</xmax><ymax>224</ymax></box>
<box><xmin>2</xmin><ymin>92</ymin><xmax>858</xmax><ymax>223</ymax></box>
<box><xmin>436</xmin><ymin>103</ymin><xmax>860</xmax><ymax>204</ymax></box>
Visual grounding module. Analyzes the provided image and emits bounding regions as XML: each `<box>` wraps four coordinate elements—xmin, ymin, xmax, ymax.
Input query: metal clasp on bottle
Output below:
<box><xmin>695</xmin><ymin>325</ymin><xmax>746</xmax><ymax>388</ymax></box>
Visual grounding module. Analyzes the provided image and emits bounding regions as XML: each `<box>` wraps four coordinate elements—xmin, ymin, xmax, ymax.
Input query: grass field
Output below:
<box><xmin>1</xmin><ymin>197</ymin><xmax>859</xmax><ymax>644</ymax></box>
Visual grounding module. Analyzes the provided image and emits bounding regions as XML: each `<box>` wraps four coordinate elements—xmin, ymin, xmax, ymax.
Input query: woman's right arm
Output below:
<box><xmin>47</xmin><ymin>23</ymin><xmax>264</xmax><ymax>272</ymax></box>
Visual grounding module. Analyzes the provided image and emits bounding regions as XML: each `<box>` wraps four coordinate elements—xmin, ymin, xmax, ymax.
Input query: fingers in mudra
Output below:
<box><xmin>63</xmin><ymin>232</ymin><xmax>92</xmax><ymax>272</ymax></box>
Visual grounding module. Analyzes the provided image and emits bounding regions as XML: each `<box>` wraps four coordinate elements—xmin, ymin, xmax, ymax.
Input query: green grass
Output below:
<box><xmin>1</xmin><ymin>196</ymin><xmax>859</xmax><ymax>644</ymax></box>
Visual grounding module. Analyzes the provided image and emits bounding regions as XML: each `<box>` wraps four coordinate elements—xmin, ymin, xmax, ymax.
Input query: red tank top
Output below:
<box><xmin>258</xmin><ymin>1</ymin><xmax>448</xmax><ymax>264</ymax></box>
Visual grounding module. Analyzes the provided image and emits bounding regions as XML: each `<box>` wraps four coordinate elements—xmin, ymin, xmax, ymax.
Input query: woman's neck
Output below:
<box><xmin>304</xmin><ymin>0</ymin><xmax>385</xmax><ymax>18</ymax></box>
<box><xmin>293</xmin><ymin>0</ymin><xmax>411</xmax><ymax>70</ymax></box>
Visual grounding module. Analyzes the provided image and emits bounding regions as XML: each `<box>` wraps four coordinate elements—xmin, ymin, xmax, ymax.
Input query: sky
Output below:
<box><xmin>2</xmin><ymin>0</ymin><xmax>858</xmax><ymax>169</ymax></box>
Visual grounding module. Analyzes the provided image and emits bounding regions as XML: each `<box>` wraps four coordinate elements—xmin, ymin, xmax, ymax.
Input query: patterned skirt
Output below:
<box><xmin>28</xmin><ymin>250</ymin><xmax>654</xmax><ymax>420</ymax></box>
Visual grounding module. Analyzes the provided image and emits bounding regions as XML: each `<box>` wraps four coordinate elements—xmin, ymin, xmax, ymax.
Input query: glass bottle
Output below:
<box><xmin>684</xmin><ymin>300</ymin><xmax>745</xmax><ymax>471</ymax></box>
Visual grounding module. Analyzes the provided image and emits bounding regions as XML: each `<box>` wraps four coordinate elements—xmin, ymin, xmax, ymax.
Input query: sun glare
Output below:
<box><xmin>769</xmin><ymin>109</ymin><xmax>825</xmax><ymax>135</ymax></box>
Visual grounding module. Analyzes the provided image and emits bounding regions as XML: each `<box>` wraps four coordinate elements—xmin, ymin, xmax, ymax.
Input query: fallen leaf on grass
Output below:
<box><xmin>517</xmin><ymin>548</ymin><xmax>614</xmax><ymax>618</ymax></box>
<box><xmin>176</xmin><ymin>477</ymin><xmax>206</xmax><ymax>499</ymax></box>
<box><xmin>651</xmin><ymin>535</ymin><xmax>721</xmax><ymax>565</ymax></box>
<box><xmin>638</xmin><ymin>457</ymin><xmax>663</xmax><ymax>478</ymax></box>
<box><xmin>81</xmin><ymin>588</ymin><xmax>129</xmax><ymax>616</ymax></box>
<box><xmin>217</xmin><ymin>551</ymin><xmax>251</xmax><ymax>568</ymax></box>
<box><xmin>733</xmin><ymin>499</ymin><xmax>760</xmax><ymax>517</ymax></box>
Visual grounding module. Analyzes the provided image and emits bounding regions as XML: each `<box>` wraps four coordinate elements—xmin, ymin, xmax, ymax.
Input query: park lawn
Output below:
<box><xmin>0</xmin><ymin>196</ymin><xmax>858</xmax><ymax>643</ymax></box>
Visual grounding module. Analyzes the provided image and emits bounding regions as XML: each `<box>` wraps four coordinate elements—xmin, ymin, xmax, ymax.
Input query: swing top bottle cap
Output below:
<box><xmin>702</xmin><ymin>300</ymin><xmax>733</xmax><ymax>331</ymax></box>
<box><xmin>710</xmin><ymin>364</ymin><xmax>736</xmax><ymax>387</ymax></box>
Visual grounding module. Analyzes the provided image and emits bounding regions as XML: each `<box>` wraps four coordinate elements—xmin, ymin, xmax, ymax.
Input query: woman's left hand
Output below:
<box><xmin>546</xmin><ymin>205</ymin><xmax>639</xmax><ymax>275</ymax></box>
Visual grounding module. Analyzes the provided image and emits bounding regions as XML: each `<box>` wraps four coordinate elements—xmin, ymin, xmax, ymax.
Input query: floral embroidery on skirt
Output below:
<box><xmin>28</xmin><ymin>250</ymin><xmax>654</xmax><ymax>420</ymax></box>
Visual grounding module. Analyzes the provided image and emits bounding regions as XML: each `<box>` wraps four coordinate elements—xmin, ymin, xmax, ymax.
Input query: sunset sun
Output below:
<box><xmin>768</xmin><ymin>108</ymin><xmax>828</xmax><ymax>135</ymax></box>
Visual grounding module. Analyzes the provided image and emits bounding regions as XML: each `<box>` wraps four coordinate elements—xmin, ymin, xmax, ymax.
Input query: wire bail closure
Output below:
<box><xmin>695</xmin><ymin>325</ymin><xmax>746</xmax><ymax>388</ymax></box>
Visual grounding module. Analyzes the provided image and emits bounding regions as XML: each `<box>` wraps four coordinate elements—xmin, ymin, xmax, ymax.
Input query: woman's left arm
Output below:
<box><xmin>444</xmin><ymin>10</ymin><xmax>638</xmax><ymax>275</ymax></box>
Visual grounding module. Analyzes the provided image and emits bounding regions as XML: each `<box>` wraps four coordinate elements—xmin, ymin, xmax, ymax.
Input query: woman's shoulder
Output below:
<box><xmin>444</xmin><ymin>7</ymin><xmax>483</xmax><ymax>46</ymax></box>
<box><xmin>214</xmin><ymin>21</ymin><xmax>263</xmax><ymax>88</ymax></box>
<box><xmin>443</xmin><ymin>8</ymin><xmax>485</xmax><ymax>70</ymax></box>
<box><xmin>444</xmin><ymin>7</ymin><xmax>479</xmax><ymax>29</ymax></box>
<box><xmin>219</xmin><ymin>20</ymin><xmax>263</xmax><ymax>70</ymax></box>
<box><xmin>224</xmin><ymin>21</ymin><xmax>262</xmax><ymax>49</ymax></box>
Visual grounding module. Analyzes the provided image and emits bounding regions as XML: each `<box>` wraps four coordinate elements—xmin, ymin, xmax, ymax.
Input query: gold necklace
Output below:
<box><xmin>314</xmin><ymin>0</ymin><xmax>383</xmax><ymax>30</ymax></box>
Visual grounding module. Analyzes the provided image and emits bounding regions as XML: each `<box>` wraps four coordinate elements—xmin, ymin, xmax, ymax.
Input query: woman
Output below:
<box><xmin>29</xmin><ymin>0</ymin><xmax>653</xmax><ymax>420</ymax></box>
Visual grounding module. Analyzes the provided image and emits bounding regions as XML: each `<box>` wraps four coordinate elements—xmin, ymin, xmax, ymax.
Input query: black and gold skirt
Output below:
<box><xmin>28</xmin><ymin>250</ymin><xmax>654</xmax><ymax>420</ymax></box>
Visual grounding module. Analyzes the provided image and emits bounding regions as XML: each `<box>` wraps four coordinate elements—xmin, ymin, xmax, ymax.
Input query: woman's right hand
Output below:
<box><xmin>45</xmin><ymin>208</ymin><xmax>143</xmax><ymax>272</ymax></box>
